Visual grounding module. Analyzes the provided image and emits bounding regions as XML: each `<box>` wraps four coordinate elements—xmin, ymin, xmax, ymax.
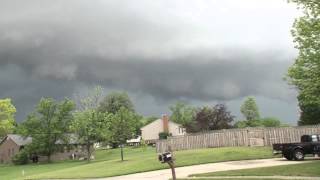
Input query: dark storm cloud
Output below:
<box><xmin>74</xmin><ymin>52</ymin><xmax>294</xmax><ymax>102</ymax></box>
<box><xmin>0</xmin><ymin>0</ymin><xmax>299</xmax><ymax>121</ymax></box>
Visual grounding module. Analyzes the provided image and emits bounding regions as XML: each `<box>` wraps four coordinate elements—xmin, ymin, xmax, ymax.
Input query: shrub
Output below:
<box><xmin>159</xmin><ymin>132</ymin><xmax>171</xmax><ymax>139</ymax></box>
<box><xmin>12</xmin><ymin>149</ymin><xmax>29</xmax><ymax>165</ymax></box>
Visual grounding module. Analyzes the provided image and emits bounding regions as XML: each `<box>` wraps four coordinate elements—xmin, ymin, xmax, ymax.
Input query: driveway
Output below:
<box><xmin>91</xmin><ymin>158</ymin><xmax>309</xmax><ymax>180</ymax></box>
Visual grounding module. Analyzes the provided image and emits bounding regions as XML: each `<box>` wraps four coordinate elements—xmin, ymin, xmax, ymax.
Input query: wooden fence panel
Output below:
<box><xmin>156</xmin><ymin>125</ymin><xmax>320</xmax><ymax>153</ymax></box>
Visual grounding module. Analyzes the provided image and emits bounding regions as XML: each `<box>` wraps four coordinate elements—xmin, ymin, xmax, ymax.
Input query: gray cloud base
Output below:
<box><xmin>0</xmin><ymin>0</ymin><xmax>299</xmax><ymax>123</ymax></box>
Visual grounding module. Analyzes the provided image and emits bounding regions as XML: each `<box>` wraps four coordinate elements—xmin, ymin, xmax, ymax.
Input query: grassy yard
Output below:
<box><xmin>192</xmin><ymin>160</ymin><xmax>320</xmax><ymax>177</ymax></box>
<box><xmin>0</xmin><ymin>146</ymin><xmax>274</xmax><ymax>179</ymax></box>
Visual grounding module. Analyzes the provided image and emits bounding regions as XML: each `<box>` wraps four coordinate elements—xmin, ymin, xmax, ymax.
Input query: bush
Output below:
<box><xmin>159</xmin><ymin>132</ymin><xmax>171</xmax><ymax>139</ymax></box>
<box><xmin>12</xmin><ymin>149</ymin><xmax>29</xmax><ymax>165</ymax></box>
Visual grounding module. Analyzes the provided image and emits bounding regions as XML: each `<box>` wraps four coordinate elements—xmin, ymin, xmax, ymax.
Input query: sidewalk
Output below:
<box><xmin>184</xmin><ymin>176</ymin><xmax>320</xmax><ymax>180</ymax></box>
<box><xmin>93</xmin><ymin>158</ymin><xmax>308</xmax><ymax>180</ymax></box>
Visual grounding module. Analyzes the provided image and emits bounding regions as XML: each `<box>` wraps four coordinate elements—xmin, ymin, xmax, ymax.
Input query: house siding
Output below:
<box><xmin>0</xmin><ymin>138</ymin><xmax>20</xmax><ymax>163</ymax></box>
<box><xmin>141</xmin><ymin>120</ymin><xmax>163</xmax><ymax>141</ymax></box>
<box><xmin>169</xmin><ymin>121</ymin><xmax>185</xmax><ymax>136</ymax></box>
<box><xmin>141</xmin><ymin>119</ymin><xmax>186</xmax><ymax>141</ymax></box>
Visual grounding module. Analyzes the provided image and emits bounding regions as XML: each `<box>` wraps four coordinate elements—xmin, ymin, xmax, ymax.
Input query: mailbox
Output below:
<box><xmin>158</xmin><ymin>152</ymin><xmax>172</xmax><ymax>163</ymax></box>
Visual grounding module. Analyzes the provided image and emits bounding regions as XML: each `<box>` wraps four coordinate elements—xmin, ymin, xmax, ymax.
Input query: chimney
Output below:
<box><xmin>162</xmin><ymin>114</ymin><xmax>169</xmax><ymax>133</ymax></box>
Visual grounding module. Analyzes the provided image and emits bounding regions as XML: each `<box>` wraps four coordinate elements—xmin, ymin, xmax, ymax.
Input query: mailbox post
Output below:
<box><xmin>158</xmin><ymin>152</ymin><xmax>176</xmax><ymax>180</ymax></box>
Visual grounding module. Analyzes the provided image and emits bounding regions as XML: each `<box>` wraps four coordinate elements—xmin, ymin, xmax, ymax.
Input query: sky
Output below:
<box><xmin>0</xmin><ymin>0</ymin><xmax>302</xmax><ymax>124</ymax></box>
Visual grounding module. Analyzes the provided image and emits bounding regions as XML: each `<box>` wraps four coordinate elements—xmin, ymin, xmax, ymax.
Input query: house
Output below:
<box><xmin>141</xmin><ymin>114</ymin><xmax>186</xmax><ymax>143</ymax></box>
<box><xmin>0</xmin><ymin>134</ymin><xmax>89</xmax><ymax>164</ymax></box>
<box><xmin>0</xmin><ymin>134</ymin><xmax>32</xmax><ymax>163</ymax></box>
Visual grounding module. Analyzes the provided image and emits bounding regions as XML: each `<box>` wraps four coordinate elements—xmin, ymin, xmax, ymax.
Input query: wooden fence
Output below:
<box><xmin>155</xmin><ymin>125</ymin><xmax>320</xmax><ymax>153</ymax></box>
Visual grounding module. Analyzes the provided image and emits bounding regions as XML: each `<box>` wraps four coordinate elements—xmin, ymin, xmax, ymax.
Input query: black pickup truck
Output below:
<box><xmin>273</xmin><ymin>134</ymin><xmax>320</xmax><ymax>161</ymax></box>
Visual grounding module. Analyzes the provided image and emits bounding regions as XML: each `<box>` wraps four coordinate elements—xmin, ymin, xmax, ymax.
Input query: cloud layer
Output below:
<box><xmin>0</xmin><ymin>0</ymin><xmax>299</xmax><ymax>122</ymax></box>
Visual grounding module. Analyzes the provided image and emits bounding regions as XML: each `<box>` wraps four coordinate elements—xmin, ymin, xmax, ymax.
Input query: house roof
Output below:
<box><xmin>0</xmin><ymin>134</ymin><xmax>82</xmax><ymax>147</ymax></box>
<box><xmin>2</xmin><ymin>134</ymin><xmax>32</xmax><ymax>146</ymax></box>
<box><xmin>140</xmin><ymin>118</ymin><xmax>182</xmax><ymax>130</ymax></box>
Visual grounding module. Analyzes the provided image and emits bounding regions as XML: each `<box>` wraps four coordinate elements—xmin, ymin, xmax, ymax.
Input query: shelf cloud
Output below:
<box><xmin>0</xmin><ymin>0</ymin><xmax>299</xmax><ymax>123</ymax></box>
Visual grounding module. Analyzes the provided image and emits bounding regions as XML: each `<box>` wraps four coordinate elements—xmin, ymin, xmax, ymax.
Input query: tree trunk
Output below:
<box><xmin>86</xmin><ymin>141</ymin><xmax>91</xmax><ymax>163</ymax></box>
<box><xmin>48</xmin><ymin>153</ymin><xmax>51</xmax><ymax>163</ymax></box>
<box><xmin>120</xmin><ymin>145</ymin><xmax>124</xmax><ymax>161</ymax></box>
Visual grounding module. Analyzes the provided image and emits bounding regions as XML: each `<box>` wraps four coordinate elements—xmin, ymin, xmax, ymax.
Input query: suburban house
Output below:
<box><xmin>0</xmin><ymin>134</ymin><xmax>89</xmax><ymax>164</ymax></box>
<box><xmin>0</xmin><ymin>134</ymin><xmax>32</xmax><ymax>163</ymax></box>
<box><xmin>141</xmin><ymin>114</ymin><xmax>186</xmax><ymax>143</ymax></box>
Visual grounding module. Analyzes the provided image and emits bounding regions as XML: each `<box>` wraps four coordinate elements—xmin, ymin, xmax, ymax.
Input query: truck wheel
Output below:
<box><xmin>293</xmin><ymin>149</ymin><xmax>304</xmax><ymax>161</ymax></box>
<box><xmin>283</xmin><ymin>153</ymin><xmax>293</xmax><ymax>160</ymax></box>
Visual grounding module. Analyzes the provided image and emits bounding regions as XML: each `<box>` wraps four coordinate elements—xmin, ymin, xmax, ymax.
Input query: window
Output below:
<box><xmin>8</xmin><ymin>149</ymin><xmax>10</xmax><ymax>157</ymax></box>
<box><xmin>12</xmin><ymin>148</ymin><xmax>14</xmax><ymax>156</ymax></box>
<box><xmin>179</xmin><ymin>127</ymin><xmax>185</xmax><ymax>134</ymax></box>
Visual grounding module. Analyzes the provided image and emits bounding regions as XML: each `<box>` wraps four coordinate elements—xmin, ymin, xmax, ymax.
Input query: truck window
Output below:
<box><xmin>311</xmin><ymin>135</ymin><xmax>317</xmax><ymax>142</ymax></box>
<box><xmin>301</xmin><ymin>135</ymin><xmax>312</xmax><ymax>142</ymax></box>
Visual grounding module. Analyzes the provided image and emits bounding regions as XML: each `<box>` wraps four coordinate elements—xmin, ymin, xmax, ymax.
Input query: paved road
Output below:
<box><xmin>91</xmin><ymin>158</ymin><xmax>310</xmax><ymax>180</ymax></box>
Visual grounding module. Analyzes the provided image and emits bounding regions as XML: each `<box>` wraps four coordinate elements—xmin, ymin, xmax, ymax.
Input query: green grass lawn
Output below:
<box><xmin>0</xmin><ymin>146</ymin><xmax>274</xmax><ymax>179</ymax></box>
<box><xmin>192</xmin><ymin>160</ymin><xmax>320</xmax><ymax>177</ymax></box>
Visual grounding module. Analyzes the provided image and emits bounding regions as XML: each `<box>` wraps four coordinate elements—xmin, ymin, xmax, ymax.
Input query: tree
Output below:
<box><xmin>169</xmin><ymin>101</ymin><xmax>196</xmax><ymax>129</ymax></box>
<box><xmin>287</xmin><ymin>0</ymin><xmax>320</xmax><ymax>125</ymax></box>
<box><xmin>73</xmin><ymin>86</ymin><xmax>110</xmax><ymax>162</ymax></box>
<box><xmin>98</xmin><ymin>92</ymin><xmax>134</xmax><ymax>114</ymax></box>
<box><xmin>260</xmin><ymin>117</ymin><xmax>281</xmax><ymax>127</ymax></box>
<box><xmin>234</xmin><ymin>120</ymin><xmax>248</xmax><ymax>128</ymax></box>
<box><xmin>211</xmin><ymin>104</ymin><xmax>235</xmax><ymax>130</ymax></box>
<box><xmin>240</xmin><ymin>97</ymin><xmax>260</xmax><ymax>123</ymax></box>
<box><xmin>72</xmin><ymin>110</ymin><xmax>110</xmax><ymax>162</ymax></box>
<box><xmin>108</xmin><ymin>107</ymin><xmax>139</xmax><ymax>160</ymax></box>
<box><xmin>0</xmin><ymin>98</ymin><xmax>16</xmax><ymax>138</ymax></box>
<box><xmin>298</xmin><ymin>103</ymin><xmax>320</xmax><ymax>125</ymax></box>
<box><xmin>20</xmin><ymin>98</ymin><xmax>75</xmax><ymax>162</ymax></box>
<box><xmin>194</xmin><ymin>104</ymin><xmax>234</xmax><ymax>131</ymax></box>
<box><xmin>235</xmin><ymin>117</ymin><xmax>284</xmax><ymax>128</ymax></box>
<box><xmin>74</xmin><ymin>86</ymin><xmax>104</xmax><ymax>111</ymax></box>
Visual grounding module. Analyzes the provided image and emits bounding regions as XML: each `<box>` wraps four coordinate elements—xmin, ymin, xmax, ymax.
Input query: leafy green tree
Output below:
<box><xmin>98</xmin><ymin>92</ymin><xmax>134</xmax><ymax>114</ymax></box>
<box><xmin>287</xmin><ymin>0</ymin><xmax>320</xmax><ymax>125</ymax></box>
<box><xmin>20</xmin><ymin>98</ymin><xmax>75</xmax><ymax>162</ymax></box>
<box><xmin>73</xmin><ymin>86</ymin><xmax>111</xmax><ymax>162</ymax></box>
<box><xmin>0</xmin><ymin>98</ymin><xmax>16</xmax><ymax>138</ymax></box>
<box><xmin>298</xmin><ymin>103</ymin><xmax>320</xmax><ymax>125</ymax></box>
<box><xmin>260</xmin><ymin>117</ymin><xmax>281</xmax><ymax>127</ymax></box>
<box><xmin>235</xmin><ymin>117</ymin><xmax>284</xmax><ymax>128</ymax></box>
<box><xmin>109</xmin><ymin>107</ymin><xmax>138</xmax><ymax>145</ymax></box>
<box><xmin>108</xmin><ymin>107</ymin><xmax>139</xmax><ymax>160</ymax></box>
<box><xmin>169</xmin><ymin>101</ymin><xmax>196</xmax><ymax>128</ymax></box>
<box><xmin>240</xmin><ymin>97</ymin><xmax>260</xmax><ymax>124</ymax></box>
<box><xmin>72</xmin><ymin>110</ymin><xmax>110</xmax><ymax>162</ymax></box>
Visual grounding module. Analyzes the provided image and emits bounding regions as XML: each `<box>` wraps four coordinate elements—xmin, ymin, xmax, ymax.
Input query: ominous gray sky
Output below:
<box><xmin>0</xmin><ymin>0</ymin><xmax>301</xmax><ymax>124</ymax></box>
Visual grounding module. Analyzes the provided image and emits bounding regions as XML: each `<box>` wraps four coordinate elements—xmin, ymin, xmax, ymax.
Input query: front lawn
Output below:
<box><xmin>0</xmin><ymin>146</ymin><xmax>274</xmax><ymax>179</ymax></box>
<box><xmin>192</xmin><ymin>160</ymin><xmax>320</xmax><ymax>177</ymax></box>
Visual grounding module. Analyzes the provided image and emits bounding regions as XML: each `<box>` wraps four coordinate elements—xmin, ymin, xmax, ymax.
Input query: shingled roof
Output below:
<box><xmin>1</xmin><ymin>134</ymin><xmax>32</xmax><ymax>146</ymax></box>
